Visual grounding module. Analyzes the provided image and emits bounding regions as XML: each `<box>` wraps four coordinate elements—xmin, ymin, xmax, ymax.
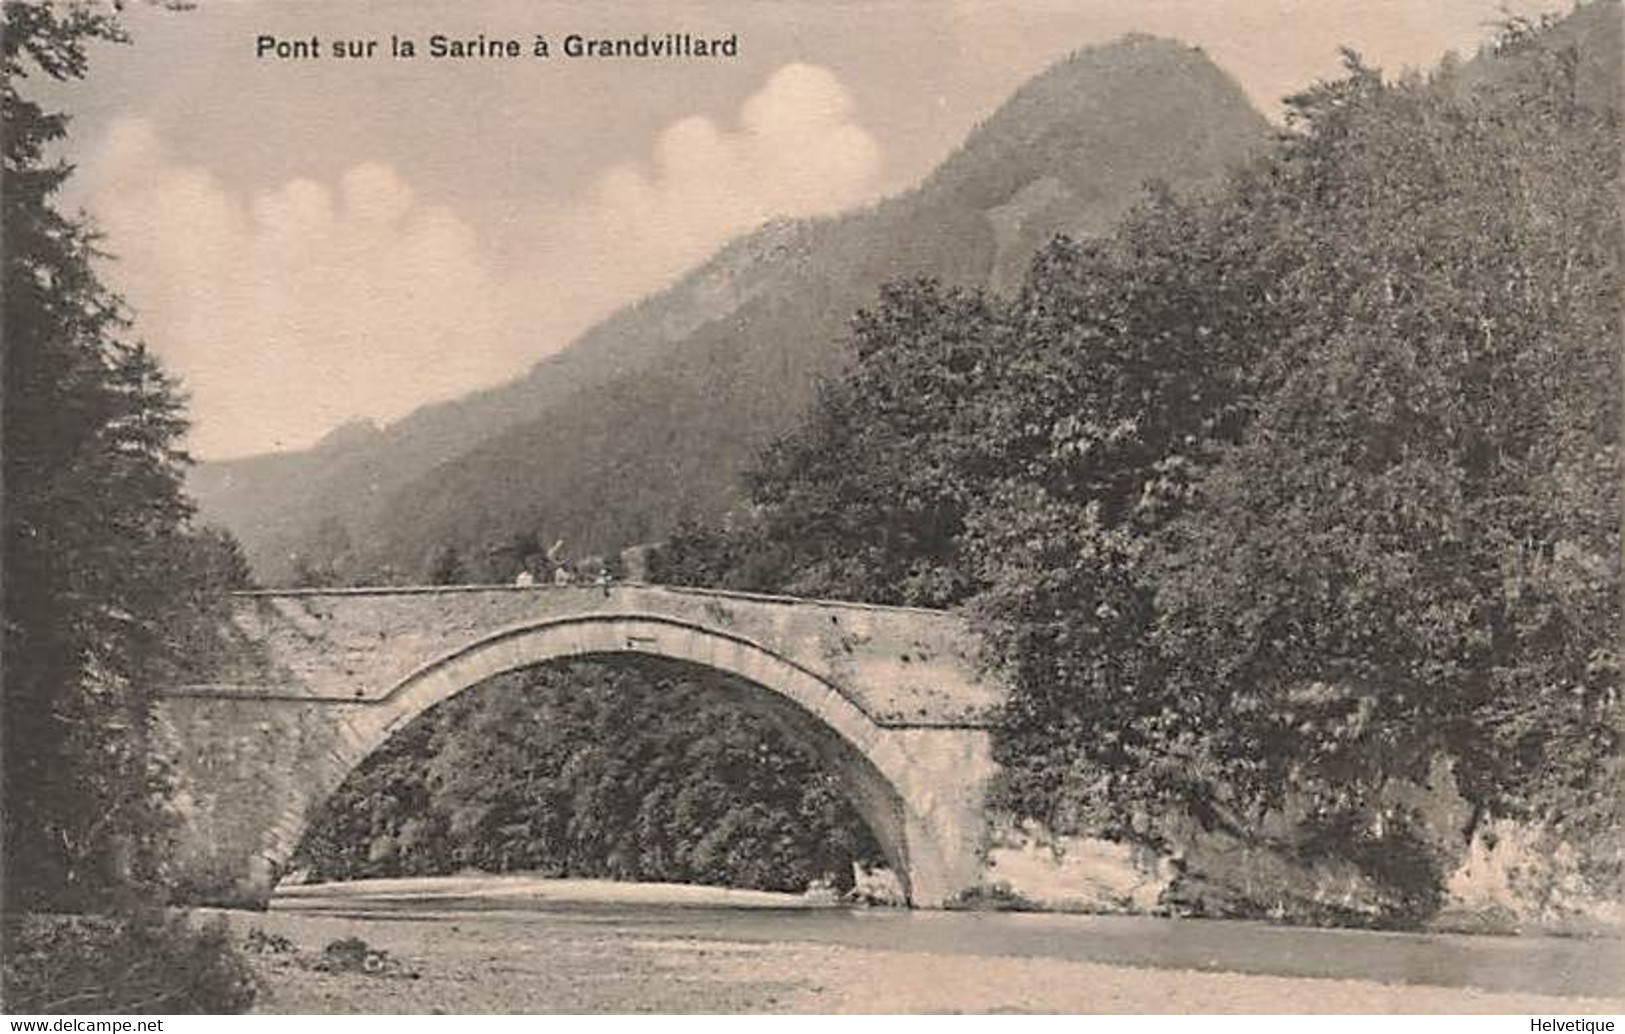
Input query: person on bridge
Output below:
<box><xmin>553</xmin><ymin>564</ymin><xmax>576</xmax><ymax>586</ymax></box>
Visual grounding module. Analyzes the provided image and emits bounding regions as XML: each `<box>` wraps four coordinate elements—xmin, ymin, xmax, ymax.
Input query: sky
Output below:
<box><xmin>39</xmin><ymin>0</ymin><xmax>1566</xmax><ymax>459</ymax></box>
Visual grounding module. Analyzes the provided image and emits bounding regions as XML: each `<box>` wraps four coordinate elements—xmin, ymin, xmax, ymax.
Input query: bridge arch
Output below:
<box><xmin>156</xmin><ymin>586</ymin><xmax>999</xmax><ymax>909</ymax></box>
<box><xmin>281</xmin><ymin>614</ymin><xmax>935</xmax><ymax>901</ymax></box>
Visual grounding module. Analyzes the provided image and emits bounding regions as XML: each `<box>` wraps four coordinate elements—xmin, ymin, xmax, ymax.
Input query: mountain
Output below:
<box><xmin>190</xmin><ymin>34</ymin><xmax>1273</xmax><ymax>584</ymax></box>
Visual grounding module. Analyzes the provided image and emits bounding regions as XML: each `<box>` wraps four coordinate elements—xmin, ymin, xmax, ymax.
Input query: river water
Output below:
<box><xmin>230</xmin><ymin>876</ymin><xmax>1623</xmax><ymax>1013</ymax></box>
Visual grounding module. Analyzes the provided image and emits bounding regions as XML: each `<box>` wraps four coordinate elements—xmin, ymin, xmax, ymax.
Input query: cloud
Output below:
<box><xmin>532</xmin><ymin>61</ymin><xmax>882</xmax><ymax>316</ymax></box>
<box><xmin>91</xmin><ymin>121</ymin><xmax>515</xmax><ymax>457</ymax></box>
<box><xmin>87</xmin><ymin>63</ymin><xmax>882</xmax><ymax>458</ymax></box>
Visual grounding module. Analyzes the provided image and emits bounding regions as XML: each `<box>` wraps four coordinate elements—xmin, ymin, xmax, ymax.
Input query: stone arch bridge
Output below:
<box><xmin>157</xmin><ymin>584</ymin><xmax>1007</xmax><ymax>908</ymax></box>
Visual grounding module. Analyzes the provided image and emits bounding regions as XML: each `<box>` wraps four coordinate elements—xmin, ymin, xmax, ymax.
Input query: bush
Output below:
<box><xmin>243</xmin><ymin>928</ymin><xmax>295</xmax><ymax>955</ymax></box>
<box><xmin>1</xmin><ymin>910</ymin><xmax>256</xmax><ymax>1014</ymax></box>
<box><xmin>311</xmin><ymin>936</ymin><xmax>415</xmax><ymax>979</ymax></box>
<box><xmin>944</xmin><ymin>883</ymin><xmax>1039</xmax><ymax>912</ymax></box>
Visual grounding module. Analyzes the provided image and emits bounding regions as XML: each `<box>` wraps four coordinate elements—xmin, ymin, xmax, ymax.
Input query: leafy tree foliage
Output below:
<box><xmin>422</xmin><ymin>543</ymin><xmax>469</xmax><ymax>585</ymax></box>
<box><xmin>295</xmin><ymin>662</ymin><xmax>884</xmax><ymax>893</ymax></box>
<box><xmin>961</xmin><ymin>188</ymin><xmax>1279</xmax><ymax>833</ymax></box>
<box><xmin>743</xmin><ymin>280</ymin><xmax>1009</xmax><ymax>607</ymax></box>
<box><xmin>1150</xmin><ymin>39</ymin><xmax>1621</xmax><ymax>870</ymax></box>
<box><xmin>648</xmin><ymin>516</ymin><xmax>783</xmax><ymax>592</ymax></box>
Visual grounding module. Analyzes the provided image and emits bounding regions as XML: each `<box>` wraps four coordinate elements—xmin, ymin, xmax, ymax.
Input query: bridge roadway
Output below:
<box><xmin>157</xmin><ymin>583</ymin><xmax>1008</xmax><ymax>908</ymax></box>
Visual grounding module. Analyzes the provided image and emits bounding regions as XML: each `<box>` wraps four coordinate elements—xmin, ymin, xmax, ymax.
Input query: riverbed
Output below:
<box><xmin>223</xmin><ymin>875</ymin><xmax>1623</xmax><ymax>1013</ymax></box>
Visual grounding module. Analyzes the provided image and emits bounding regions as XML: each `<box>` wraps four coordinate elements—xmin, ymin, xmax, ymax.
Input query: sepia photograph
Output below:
<box><xmin>1</xmin><ymin>0</ymin><xmax>1621</xmax><ymax>1017</ymax></box>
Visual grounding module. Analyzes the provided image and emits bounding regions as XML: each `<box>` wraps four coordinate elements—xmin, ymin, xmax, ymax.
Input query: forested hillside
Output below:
<box><xmin>657</xmin><ymin>3</ymin><xmax>1623</xmax><ymax>924</ymax></box>
<box><xmin>192</xmin><ymin>35</ymin><xmax>1269</xmax><ymax>585</ymax></box>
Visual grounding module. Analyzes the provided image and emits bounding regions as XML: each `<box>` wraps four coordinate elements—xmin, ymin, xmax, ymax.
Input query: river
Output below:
<box><xmin>224</xmin><ymin>875</ymin><xmax>1623</xmax><ymax>1013</ymax></box>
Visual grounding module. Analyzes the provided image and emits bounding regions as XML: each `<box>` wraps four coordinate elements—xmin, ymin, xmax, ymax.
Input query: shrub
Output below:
<box><xmin>944</xmin><ymin>883</ymin><xmax>1038</xmax><ymax>912</ymax></box>
<box><xmin>1</xmin><ymin>910</ymin><xmax>256</xmax><ymax>1014</ymax></box>
<box><xmin>243</xmin><ymin>928</ymin><xmax>295</xmax><ymax>955</ymax></box>
<box><xmin>311</xmin><ymin>936</ymin><xmax>415</xmax><ymax>978</ymax></box>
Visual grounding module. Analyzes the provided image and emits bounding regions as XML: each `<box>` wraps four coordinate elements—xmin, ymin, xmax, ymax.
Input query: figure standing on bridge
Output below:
<box><xmin>546</xmin><ymin>539</ymin><xmax>572</xmax><ymax>586</ymax></box>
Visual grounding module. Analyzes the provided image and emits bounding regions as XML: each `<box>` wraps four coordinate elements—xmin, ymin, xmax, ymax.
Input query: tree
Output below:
<box><xmin>745</xmin><ymin>279</ymin><xmax>1008</xmax><ymax>606</ymax></box>
<box><xmin>961</xmin><ymin>188</ymin><xmax>1274</xmax><ymax>833</ymax></box>
<box><xmin>466</xmin><ymin>528</ymin><xmax>544</xmax><ymax>584</ymax></box>
<box><xmin>2</xmin><ymin>0</ymin><xmax>257</xmax><ymax>1011</ymax></box>
<box><xmin>3</xmin><ymin>0</ymin><xmax>205</xmax><ymax>908</ymax></box>
<box><xmin>1152</xmin><ymin>40</ymin><xmax>1621</xmax><ymax>869</ymax></box>
<box><xmin>423</xmin><ymin>542</ymin><xmax>469</xmax><ymax>585</ymax></box>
